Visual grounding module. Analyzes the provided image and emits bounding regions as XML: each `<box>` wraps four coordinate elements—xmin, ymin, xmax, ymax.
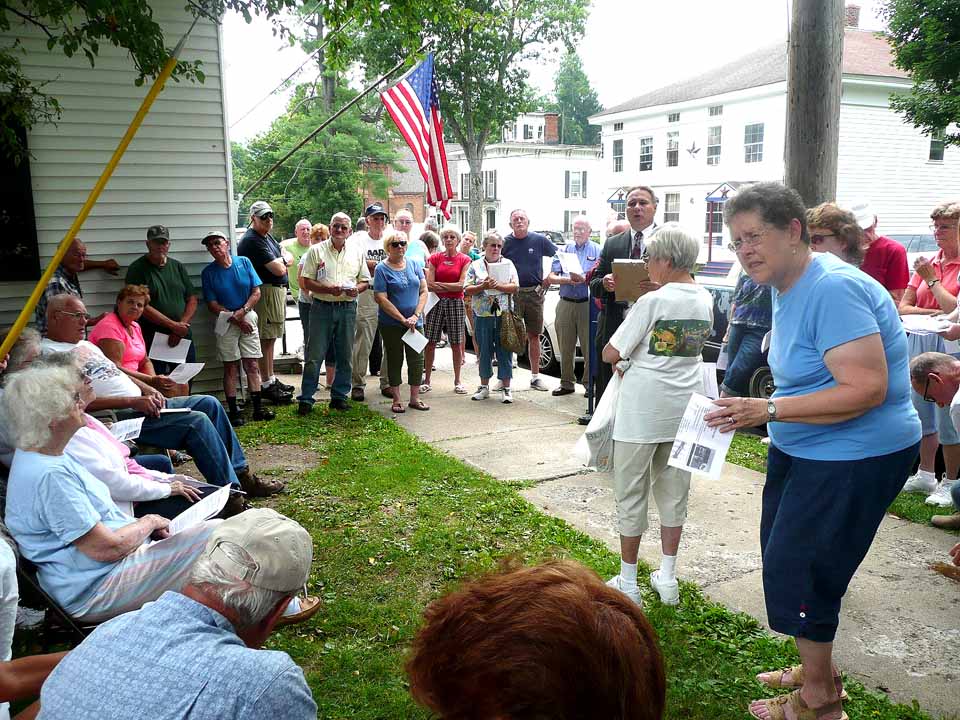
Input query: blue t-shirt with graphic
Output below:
<box><xmin>502</xmin><ymin>232</ymin><xmax>558</xmax><ymax>287</ymax></box>
<box><xmin>730</xmin><ymin>272</ymin><xmax>772</xmax><ymax>328</ymax></box>
<box><xmin>373</xmin><ymin>260</ymin><xmax>424</xmax><ymax>327</ymax></box>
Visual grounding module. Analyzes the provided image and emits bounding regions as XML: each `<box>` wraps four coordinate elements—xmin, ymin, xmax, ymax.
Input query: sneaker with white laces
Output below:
<box><xmin>903</xmin><ymin>471</ymin><xmax>938</xmax><ymax>494</ymax></box>
<box><xmin>649</xmin><ymin>570</ymin><xmax>680</xmax><ymax>606</ymax></box>
<box><xmin>529</xmin><ymin>376</ymin><xmax>549</xmax><ymax>391</ymax></box>
<box><xmin>925</xmin><ymin>481</ymin><xmax>956</xmax><ymax>507</ymax></box>
<box><xmin>472</xmin><ymin>386</ymin><xmax>490</xmax><ymax>401</ymax></box>
<box><xmin>605</xmin><ymin>574</ymin><xmax>642</xmax><ymax>606</ymax></box>
<box><xmin>501</xmin><ymin>387</ymin><xmax>513</xmax><ymax>404</ymax></box>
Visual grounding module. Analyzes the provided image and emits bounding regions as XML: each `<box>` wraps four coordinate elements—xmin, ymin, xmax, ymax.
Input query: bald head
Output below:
<box><xmin>46</xmin><ymin>295</ymin><xmax>88</xmax><ymax>344</ymax></box>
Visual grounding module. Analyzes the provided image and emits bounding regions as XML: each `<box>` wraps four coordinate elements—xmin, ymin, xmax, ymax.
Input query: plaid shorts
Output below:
<box><xmin>424</xmin><ymin>296</ymin><xmax>466</xmax><ymax>344</ymax></box>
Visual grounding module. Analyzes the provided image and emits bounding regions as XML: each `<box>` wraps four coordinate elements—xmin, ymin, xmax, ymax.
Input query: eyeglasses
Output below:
<box><xmin>487</xmin><ymin>243</ymin><xmax>503</xmax><ymax>248</ymax></box>
<box><xmin>727</xmin><ymin>230</ymin><xmax>767</xmax><ymax>253</ymax></box>
<box><xmin>59</xmin><ymin>310</ymin><xmax>90</xmax><ymax>321</ymax></box>
<box><xmin>810</xmin><ymin>233</ymin><xmax>836</xmax><ymax>245</ymax></box>
<box><xmin>258</xmin><ymin>213</ymin><xmax>274</xmax><ymax>221</ymax></box>
<box><xmin>390</xmin><ymin>241</ymin><xmax>407</xmax><ymax>248</ymax></box>
<box><xmin>930</xmin><ymin>223</ymin><xmax>959</xmax><ymax>232</ymax></box>
<box><xmin>331</xmin><ymin>223</ymin><xmax>350</xmax><ymax>231</ymax></box>
<box><xmin>923</xmin><ymin>374</ymin><xmax>937</xmax><ymax>403</ymax></box>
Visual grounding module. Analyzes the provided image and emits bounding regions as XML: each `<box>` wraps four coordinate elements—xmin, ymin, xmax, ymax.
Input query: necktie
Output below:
<box><xmin>631</xmin><ymin>231</ymin><xmax>644</xmax><ymax>259</ymax></box>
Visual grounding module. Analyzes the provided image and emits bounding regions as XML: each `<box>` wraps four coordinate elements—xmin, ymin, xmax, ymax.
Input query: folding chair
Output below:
<box><xmin>15</xmin><ymin>556</ymin><xmax>98</xmax><ymax>650</ymax></box>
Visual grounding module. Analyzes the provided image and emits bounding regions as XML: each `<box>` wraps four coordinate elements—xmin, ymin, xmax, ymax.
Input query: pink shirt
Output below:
<box><xmin>84</xmin><ymin>415</ymin><xmax>154</xmax><ymax>480</ymax></box>
<box><xmin>89</xmin><ymin>312</ymin><xmax>147</xmax><ymax>372</ymax></box>
<box><xmin>428</xmin><ymin>252</ymin><xmax>471</xmax><ymax>299</ymax></box>
<box><xmin>907</xmin><ymin>250</ymin><xmax>960</xmax><ymax>309</ymax></box>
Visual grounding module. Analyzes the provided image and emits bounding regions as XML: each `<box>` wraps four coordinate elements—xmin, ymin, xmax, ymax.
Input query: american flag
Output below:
<box><xmin>380</xmin><ymin>53</ymin><xmax>453</xmax><ymax>219</ymax></box>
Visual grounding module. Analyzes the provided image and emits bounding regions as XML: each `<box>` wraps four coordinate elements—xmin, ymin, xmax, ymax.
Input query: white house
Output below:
<box><xmin>589</xmin><ymin>7</ymin><xmax>960</xmax><ymax>259</ymax></box>
<box><xmin>447</xmin><ymin>112</ymin><xmax>604</xmax><ymax>238</ymax></box>
<box><xmin>1</xmin><ymin>1</ymin><xmax>238</xmax><ymax>393</ymax></box>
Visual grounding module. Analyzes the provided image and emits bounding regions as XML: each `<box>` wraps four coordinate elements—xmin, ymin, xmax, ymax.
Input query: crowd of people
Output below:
<box><xmin>0</xmin><ymin>184</ymin><xmax>958</xmax><ymax>719</ymax></box>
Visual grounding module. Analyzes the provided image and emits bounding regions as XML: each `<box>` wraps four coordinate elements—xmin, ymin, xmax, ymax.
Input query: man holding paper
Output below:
<box><xmin>298</xmin><ymin>212</ymin><xmax>371</xmax><ymax>413</ymax></box>
<box><xmin>201</xmin><ymin>229</ymin><xmax>275</xmax><ymax>426</ymax></box>
<box><xmin>546</xmin><ymin>216</ymin><xmax>600</xmax><ymax>396</ymax></box>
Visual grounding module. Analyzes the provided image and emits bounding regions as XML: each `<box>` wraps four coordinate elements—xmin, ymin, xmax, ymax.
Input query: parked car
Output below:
<box><xmin>886</xmin><ymin>231</ymin><xmax>935</xmax><ymax>267</ymax></box>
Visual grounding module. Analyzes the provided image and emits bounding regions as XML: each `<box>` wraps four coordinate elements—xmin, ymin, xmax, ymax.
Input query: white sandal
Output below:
<box><xmin>454</xmin><ymin>384</ymin><xmax>467</xmax><ymax>394</ymax></box>
<box><xmin>419</xmin><ymin>383</ymin><xmax>432</xmax><ymax>393</ymax></box>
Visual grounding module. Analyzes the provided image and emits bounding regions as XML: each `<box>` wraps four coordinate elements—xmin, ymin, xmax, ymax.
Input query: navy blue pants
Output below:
<box><xmin>761</xmin><ymin>441</ymin><xmax>919</xmax><ymax>642</ymax></box>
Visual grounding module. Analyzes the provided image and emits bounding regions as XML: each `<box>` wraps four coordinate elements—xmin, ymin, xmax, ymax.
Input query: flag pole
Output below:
<box><xmin>0</xmin><ymin>16</ymin><xmax>200</xmax><ymax>358</ymax></box>
<box><xmin>241</xmin><ymin>40</ymin><xmax>433</xmax><ymax>199</ymax></box>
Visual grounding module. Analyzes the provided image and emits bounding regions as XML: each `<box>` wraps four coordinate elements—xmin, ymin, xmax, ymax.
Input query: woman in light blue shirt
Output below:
<box><xmin>705</xmin><ymin>183</ymin><xmax>920</xmax><ymax>720</ymax></box>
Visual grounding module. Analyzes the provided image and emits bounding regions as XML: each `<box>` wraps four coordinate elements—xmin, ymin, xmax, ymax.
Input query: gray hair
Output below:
<box><xmin>295</xmin><ymin>218</ymin><xmax>311</xmax><ymax>230</ymax></box>
<box><xmin>7</xmin><ymin>327</ymin><xmax>42</xmax><ymax>375</ymax></box>
<box><xmin>723</xmin><ymin>182</ymin><xmax>809</xmax><ymax>245</ymax></box>
<box><xmin>330</xmin><ymin>211</ymin><xmax>351</xmax><ymax>226</ymax></box>
<box><xmin>482</xmin><ymin>230</ymin><xmax>503</xmax><ymax>248</ymax></box>
<box><xmin>33</xmin><ymin>351</ymin><xmax>82</xmax><ymax>377</ymax></box>
<box><xmin>46</xmin><ymin>293</ymin><xmax>81</xmax><ymax>320</ymax></box>
<box><xmin>189</xmin><ymin>542</ymin><xmax>291</xmax><ymax>628</ymax></box>
<box><xmin>930</xmin><ymin>202</ymin><xmax>960</xmax><ymax>221</ymax></box>
<box><xmin>646</xmin><ymin>223</ymin><xmax>700</xmax><ymax>272</ymax></box>
<box><xmin>1</xmin><ymin>366</ymin><xmax>78</xmax><ymax>450</ymax></box>
<box><xmin>909</xmin><ymin>351</ymin><xmax>957</xmax><ymax>385</ymax></box>
<box><xmin>424</xmin><ymin>217</ymin><xmax>439</xmax><ymax>232</ymax></box>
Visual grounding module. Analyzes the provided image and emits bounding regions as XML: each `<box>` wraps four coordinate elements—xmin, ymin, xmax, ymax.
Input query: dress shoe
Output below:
<box><xmin>275</xmin><ymin>379</ymin><xmax>295</xmax><ymax>393</ymax></box>
<box><xmin>329</xmin><ymin>398</ymin><xmax>349</xmax><ymax>411</ymax></box>
<box><xmin>236</xmin><ymin>467</ymin><xmax>285</xmax><ymax>497</ymax></box>
<box><xmin>380</xmin><ymin>388</ymin><xmax>393</xmax><ymax>399</ymax></box>
<box><xmin>551</xmin><ymin>387</ymin><xmax>575</xmax><ymax>396</ymax></box>
<box><xmin>351</xmin><ymin>387</ymin><xmax>365</xmax><ymax>401</ymax></box>
<box><xmin>931</xmin><ymin>513</ymin><xmax>960</xmax><ymax>529</ymax></box>
<box><xmin>252</xmin><ymin>407</ymin><xmax>275</xmax><ymax>421</ymax></box>
<box><xmin>228</xmin><ymin>410</ymin><xmax>245</xmax><ymax>427</ymax></box>
<box><xmin>262</xmin><ymin>383</ymin><xmax>293</xmax><ymax>405</ymax></box>
<box><xmin>221</xmin><ymin>492</ymin><xmax>251</xmax><ymax>518</ymax></box>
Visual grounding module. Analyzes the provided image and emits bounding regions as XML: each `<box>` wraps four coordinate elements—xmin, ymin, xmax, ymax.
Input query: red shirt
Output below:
<box><xmin>907</xmin><ymin>250</ymin><xmax>960</xmax><ymax>309</ymax></box>
<box><xmin>428</xmin><ymin>252</ymin><xmax>471</xmax><ymax>298</ymax></box>
<box><xmin>860</xmin><ymin>235</ymin><xmax>909</xmax><ymax>292</ymax></box>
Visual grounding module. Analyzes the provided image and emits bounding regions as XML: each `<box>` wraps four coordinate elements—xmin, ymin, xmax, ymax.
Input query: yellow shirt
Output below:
<box><xmin>300</xmin><ymin>240</ymin><xmax>371</xmax><ymax>303</ymax></box>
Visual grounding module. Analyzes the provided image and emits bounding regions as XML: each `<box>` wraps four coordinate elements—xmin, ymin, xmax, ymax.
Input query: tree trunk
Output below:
<box><xmin>784</xmin><ymin>0</ymin><xmax>844</xmax><ymax>207</ymax></box>
<box><xmin>465</xmin><ymin>146</ymin><xmax>485</xmax><ymax>237</ymax></box>
<box><xmin>307</xmin><ymin>13</ymin><xmax>336</xmax><ymax>112</ymax></box>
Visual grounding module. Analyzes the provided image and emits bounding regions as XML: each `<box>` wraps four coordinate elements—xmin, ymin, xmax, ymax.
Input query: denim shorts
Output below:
<box><xmin>761</xmin><ymin>441</ymin><xmax>919</xmax><ymax>642</ymax></box>
<box><xmin>907</xmin><ymin>332</ymin><xmax>960</xmax><ymax>443</ymax></box>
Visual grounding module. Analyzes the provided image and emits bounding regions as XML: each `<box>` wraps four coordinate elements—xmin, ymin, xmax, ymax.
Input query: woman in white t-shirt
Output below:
<box><xmin>600</xmin><ymin>223</ymin><xmax>714</xmax><ymax>608</ymax></box>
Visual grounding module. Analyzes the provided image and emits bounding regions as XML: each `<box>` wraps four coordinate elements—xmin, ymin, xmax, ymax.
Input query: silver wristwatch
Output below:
<box><xmin>766</xmin><ymin>399</ymin><xmax>778</xmax><ymax>421</ymax></box>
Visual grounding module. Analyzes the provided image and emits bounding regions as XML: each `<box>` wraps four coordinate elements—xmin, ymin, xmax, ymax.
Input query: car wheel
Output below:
<box><xmin>539</xmin><ymin>330</ymin><xmax>559</xmax><ymax>375</ymax></box>
<box><xmin>748</xmin><ymin>366</ymin><xmax>776</xmax><ymax>399</ymax></box>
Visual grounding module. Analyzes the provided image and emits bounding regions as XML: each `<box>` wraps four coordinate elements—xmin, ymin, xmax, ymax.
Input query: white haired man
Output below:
<box><xmin>37</xmin><ymin>509</ymin><xmax>321</xmax><ymax>719</ymax></box>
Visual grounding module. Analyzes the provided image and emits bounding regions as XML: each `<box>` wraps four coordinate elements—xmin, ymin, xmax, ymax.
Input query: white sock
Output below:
<box><xmin>262</xmin><ymin>377</ymin><xmax>275</xmax><ymax>387</ymax></box>
<box><xmin>620</xmin><ymin>560</ymin><xmax>638</xmax><ymax>588</ymax></box>
<box><xmin>918</xmin><ymin>469</ymin><xmax>935</xmax><ymax>480</ymax></box>
<box><xmin>531</xmin><ymin>373</ymin><xmax>540</xmax><ymax>381</ymax></box>
<box><xmin>659</xmin><ymin>554</ymin><xmax>677</xmax><ymax>582</ymax></box>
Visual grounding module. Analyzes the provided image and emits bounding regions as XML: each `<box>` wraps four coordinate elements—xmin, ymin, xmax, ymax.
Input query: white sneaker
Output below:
<box><xmin>605</xmin><ymin>574</ymin><xmax>642</xmax><ymax>606</ymax></box>
<box><xmin>649</xmin><ymin>570</ymin><xmax>680</xmax><ymax>606</ymax></box>
<box><xmin>471</xmin><ymin>386</ymin><xmax>490</xmax><ymax>401</ymax></box>
<box><xmin>493</xmin><ymin>380</ymin><xmax>504</xmax><ymax>391</ymax></box>
<box><xmin>903</xmin><ymin>471</ymin><xmax>938</xmax><ymax>494</ymax></box>
<box><xmin>501</xmin><ymin>388</ymin><xmax>513</xmax><ymax>404</ymax></box>
<box><xmin>529</xmin><ymin>377</ymin><xmax>549</xmax><ymax>391</ymax></box>
<box><xmin>925</xmin><ymin>481</ymin><xmax>955</xmax><ymax>507</ymax></box>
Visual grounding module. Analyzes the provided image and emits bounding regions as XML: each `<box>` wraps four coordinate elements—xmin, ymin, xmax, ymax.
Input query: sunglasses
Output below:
<box><xmin>487</xmin><ymin>244</ymin><xmax>503</xmax><ymax>248</ymax></box>
<box><xmin>390</xmin><ymin>241</ymin><xmax>407</xmax><ymax>248</ymax></box>
<box><xmin>332</xmin><ymin>224</ymin><xmax>350</xmax><ymax>231</ymax></box>
<box><xmin>923</xmin><ymin>374</ymin><xmax>937</xmax><ymax>403</ymax></box>
<box><xmin>810</xmin><ymin>233</ymin><xmax>836</xmax><ymax>245</ymax></box>
<box><xmin>258</xmin><ymin>213</ymin><xmax>274</xmax><ymax>221</ymax></box>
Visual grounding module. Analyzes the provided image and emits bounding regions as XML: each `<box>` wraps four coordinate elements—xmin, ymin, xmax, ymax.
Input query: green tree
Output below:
<box><xmin>550</xmin><ymin>51</ymin><xmax>602</xmax><ymax>146</ymax></box>
<box><xmin>883</xmin><ymin>0</ymin><xmax>960</xmax><ymax>147</ymax></box>
<box><xmin>341</xmin><ymin>0</ymin><xmax>590</xmax><ymax>235</ymax></box>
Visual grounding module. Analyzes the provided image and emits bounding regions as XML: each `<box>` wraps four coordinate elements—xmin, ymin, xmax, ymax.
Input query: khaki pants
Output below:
<box><xmin>555</xmin><ymin>298</ymin><xmax>590</xmax><ymax>390</ymax></box>
<box><xmin>352</xmin><ymin>290</ymin><xmax>388</xmax><ymax>389</ymax></box>
<box><xmin>613</xmin><ymin>441</ymin><xmax>690</xmax><ymax>536</ymax></box>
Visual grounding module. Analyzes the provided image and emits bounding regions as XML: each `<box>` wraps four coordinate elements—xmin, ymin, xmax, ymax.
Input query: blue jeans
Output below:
<box><xmin>475</xmin><ymin>314</ymin><xmax>513</xmax><ymax>382</ymax></box>
<box><xmin>720</xmin><ymin>323</ymin><xmax>767</xmax><ymax>396</ymax></box>
<box><xmin>300</xmin><ymin>300</ymin><xmax>357</xmax><ymax>404</ymax></box>
<box><xmin>135</xmin><ymin>395</ymin><xmax>246</xmax><ymax>487</ymax></box>
<box><xmin>299</xmin><ymin>300</ymin><xmax>336</xmax><ymax>365</ymax></box>
<box><xmin>135</xmin><ymin>454</ymin><xmax>174</xmax><ymax>474</ymax></box>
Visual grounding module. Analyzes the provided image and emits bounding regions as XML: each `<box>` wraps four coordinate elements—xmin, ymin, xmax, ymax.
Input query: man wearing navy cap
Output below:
<box><xmin>349</xmin><ymin>203</ymin><xmax>390</xmax><ymax>401</ymax></box>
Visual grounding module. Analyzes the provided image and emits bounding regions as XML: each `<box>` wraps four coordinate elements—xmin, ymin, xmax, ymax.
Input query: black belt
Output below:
<box><xmin>561</xmin><ymin>297</ymin><xmax>588</xmax><ymax>304</ymax></box>
<box><xmin>312</xmin><ymin>299</ymin><xmax>353</xmax><ymax>306</ymax></box>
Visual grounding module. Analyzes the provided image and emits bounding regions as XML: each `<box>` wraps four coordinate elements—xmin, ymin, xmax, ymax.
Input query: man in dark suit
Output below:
<box><xmin>589</xmin><ymin>186</ymin><xmax>659</xmax><ymax>400</ymax></box>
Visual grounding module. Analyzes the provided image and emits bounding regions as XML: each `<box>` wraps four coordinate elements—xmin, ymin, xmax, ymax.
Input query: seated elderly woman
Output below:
<box><xmin>406</xmin><ymin>560</ymin><xmax>665</xmax><ymax>720</ymax></box>
<box><xmin>89</xmin><ymin>284</ymin><xmax>187</xmax><ymax>398</ymax></box>
<box><xmin>601</xmin><ymin>223</ymin><xmax>714</xmax><ymax>607</ymax></box>
<box><xmin>805</xmin><ymin>203</ymin><xmax>864</xmax><ymax>266</ymax></box>
<box><xmin>1</xmin><ymin>364</ymin><xmax>219</xmax><ymax>623</ymax></box>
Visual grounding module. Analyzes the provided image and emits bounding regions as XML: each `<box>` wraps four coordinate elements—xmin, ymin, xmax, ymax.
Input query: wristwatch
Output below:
<box><xmin>926</xmin><ymin>278</ymin><xmax>940</xmax><ymax>289</ymax></box>
<box><xmin>766</xmin><ymin>399</ymin><xmax>778</xmax><ymax>422</ymax></box>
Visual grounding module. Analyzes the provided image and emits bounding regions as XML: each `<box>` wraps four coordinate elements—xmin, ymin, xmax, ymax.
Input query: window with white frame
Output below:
<box><xmin>565</xmin><ymin>170</ymin><xmax>587</xmax><ymax>199</ymax></box>
<box><xmin>930</xmin><ymin>129</ymin><xmax>946</xmax><ymax>162</ymax></box>
<box><xmin>537</xmin><ymin>125</ymin><xmax>544</xmax><ymax>140</ymax></box>
<box><xmin>503</xmin><ymin>124</ymin><xmax>515</xmax><ymax>141</ymax></box>
<box><xmin>564</xmin><ymin>210</ymin><xmax>587</xmax><ymax>234</ymax></box>
<box><xmin>523</xmin><ymin>124</ymin><xmax>533</xmax><ymax>140</ymax></box>
<box><xmin>744</xmin><ymin>123</ymin><xmax>764</xmax><ymax>163</ymax></box>
<box><xmin>484</xmin><ymin>170</ymin><xmax>497</xmax><ymax>199</ymax></box>
<box><xmin>639</xmin><ymin>137</ymin><xmax>653</xmax><ymax>171</ymax></box>
<box><xmin>460</xmin><ymin>172</ymin><xmax>470</xmax><ymax>199</ymax></box>
<box><xmin>668</xmin><ymin>112</ymin><xmax>680</xmax><ymax>123</ymax></box>
<box><xmin>666</xmin><ymin>131</ymin><xmax>679</xmax><ymax>167</ymax></box>
<box><xmin>709</xmin><ymin>105</ymin><xmax>723</xmax><ymax>117</ymax></box>
<box><xmin>458</xmin><ymin>208</ymin><xmax>469</xmax><ymax>230</ymax></box>
<box><xmin>613</xmin><ymin>122</ymin><xmax>624</xmax><ymax>131</ymax></box>
<box><xmin>663</xmin><ymin>193</ymin><xmax>680</xmax><ymax>223</ymax></box>
<box><xmin>707</xmin><ymin>126</ymin><xmax>722</xmax><ymax>166</ymax></box>
<box><xmin>613</xmin><ymin>139</ymin><xmax>623</xmax><ymax>172</ymax></box>
<box><xmin>704</xmin><ymin>203</ymin><xmax>724</xmax><ymax>240</ymax></box>
<box><xmin>486</xmin><ymin>208</ymin><xmax>496</xmax><ymax>230</ymax></box>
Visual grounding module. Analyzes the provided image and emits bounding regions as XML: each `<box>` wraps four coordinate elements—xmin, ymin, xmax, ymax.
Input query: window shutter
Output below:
<box><xmin>564</xmin><ymin>171</ymin><xmax>570</xmax><ymax>199</ymax></box>
<box><xmin>582</xmin><ymin>171</ymin><xmax>587</xmax><ymax>199</ymax></box>
<box><xmin>493</xmin><ymin>170</ymin><xmax>497</xmax><ymax>200</ymax></box>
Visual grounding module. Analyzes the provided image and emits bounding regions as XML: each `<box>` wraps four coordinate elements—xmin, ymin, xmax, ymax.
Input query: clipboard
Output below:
<box><xmin>612</xmin><ymin>259</ymin><xmax>649</xmax><ymax>303</ymax></box>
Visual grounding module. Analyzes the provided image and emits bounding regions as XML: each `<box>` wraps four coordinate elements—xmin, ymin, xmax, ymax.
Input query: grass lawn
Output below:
<box><xmin>237</xmin><ymin>407</ymin><xmax>934</xmax><ymax>720</ymax></box>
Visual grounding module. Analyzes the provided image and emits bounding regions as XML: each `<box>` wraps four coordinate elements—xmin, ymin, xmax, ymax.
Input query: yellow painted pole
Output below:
<box><xmin>0</xmin><ymin>18</ymin><xmax>198</xmax><ymax>358</ymax></box>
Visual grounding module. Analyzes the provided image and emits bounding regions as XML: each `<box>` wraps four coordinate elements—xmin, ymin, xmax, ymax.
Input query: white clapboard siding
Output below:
<box><xmin>1</xmin><ymin>1</ymin><xmax>239</xmax><ymax>395</ymax></box>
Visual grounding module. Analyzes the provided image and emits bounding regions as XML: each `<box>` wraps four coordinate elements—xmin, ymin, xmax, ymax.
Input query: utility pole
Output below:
<box><xmin>784</xmin><ymin>0</ymin><xmax>844</xmax><ymax>207</ymax></box>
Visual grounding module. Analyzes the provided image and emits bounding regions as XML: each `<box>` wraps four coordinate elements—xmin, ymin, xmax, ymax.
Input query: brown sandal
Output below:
<box><xmin>391</xmin><ymin>402</ymin><xmax>405</xmax><ymax>414</ymax></box>
<box><xmin>749</xmin><ymin>689</ymin><xmax>847</xmax><ymax>720</ymax></box>
<box><xmin>757</xmin><ymin>665</ymin><xmax>848</xmax><ymax>700</ymax></box>
<box><xmin>408</xmin><ymin>400</ymin><xmax>430</xmax><ymax>411</ymax></box>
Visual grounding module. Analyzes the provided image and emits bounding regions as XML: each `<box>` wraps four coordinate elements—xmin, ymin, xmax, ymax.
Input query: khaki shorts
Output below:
<box><xmin>514</xmin><ymin>287</ymin><xmax>544</xmax><ymax>334</ymax></box>
<box><xmin>612</xmin><ymin>440</ymin><xmax>691</xmax><ymax>536</ymax></box>
<box><xmin>216</xmin><ymin>310</ymin><xmax>263</xmax><ymax>362</ymax></box>
<box><xmin>256</xmin><ymin>284</ymin><xmax>287</xmax><ymax>340</ymax></box>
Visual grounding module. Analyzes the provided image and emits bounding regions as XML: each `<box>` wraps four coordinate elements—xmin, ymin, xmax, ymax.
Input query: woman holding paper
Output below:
<box><xmin>599</xmin><ymin>223</ymin><xmax>713</xmax><ymax>609</ymax></box>
<box><xmin>704</xmin><ymin>182</ymin><xmax>920</xmax><ymax>720</ymax></box>
<box><xmin>464</xmin><ymin>231</ymin><xmax>520</xmax><ymax>403</ymax></box>
<box><xmin>373</xmin><ymin>230</ymin><xmax>429</xmax><ymax>413</ymax></box>
<box><xmin>90</xmin><ymin>285</ymin><xmax>187</xmax><ymax>398</ymax></box>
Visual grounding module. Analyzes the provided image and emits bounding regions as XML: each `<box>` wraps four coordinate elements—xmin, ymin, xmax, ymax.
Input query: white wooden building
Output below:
<box><xmin>1</xmin><ymin>1</ymin><xmax>237</xmax><ymax>393</ymax></box>
<box><xmin>589</xmin><ymin>13</ymin><xmax>960</xmax><ymax>258</ymax></box>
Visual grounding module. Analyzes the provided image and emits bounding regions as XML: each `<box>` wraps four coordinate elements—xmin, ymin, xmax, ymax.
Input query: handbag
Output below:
<box><xmin>572</xmin><ymin>370</ymin><xmax>622</xmax><ymax>472</ymax></box>
<box><xmin>498</xmin><ymin>294</ymin><xmax>527</xmax><ymax>354</ymax></box>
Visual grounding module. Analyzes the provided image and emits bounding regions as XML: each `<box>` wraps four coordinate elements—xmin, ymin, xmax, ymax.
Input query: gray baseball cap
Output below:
<box><xmin>249</xmin><ymin>201</ymin><xmax>274</xmax><ymax>218</ymax></box>
<box><xmin>202</xmin><ymin>509</ymin><xmax>313</xmax><ymax>593</ymax></box>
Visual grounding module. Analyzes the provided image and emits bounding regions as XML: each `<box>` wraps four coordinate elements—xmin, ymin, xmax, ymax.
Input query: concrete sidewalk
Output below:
<box><xmin>281</xmin><ymin>348</ymin><xmax>959</xmax><ymax>718</ymax></box>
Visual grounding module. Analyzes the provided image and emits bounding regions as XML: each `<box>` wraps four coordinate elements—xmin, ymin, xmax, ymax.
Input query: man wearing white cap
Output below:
<box><xmin>851</xmin><ymin>200</ymin><xmax>909</xmax><ymax>302</ymax></box>
<box><xmin>37</xmin><ymin>509</ymin><xmax>321</xmax><ymax>719</ymax></box>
